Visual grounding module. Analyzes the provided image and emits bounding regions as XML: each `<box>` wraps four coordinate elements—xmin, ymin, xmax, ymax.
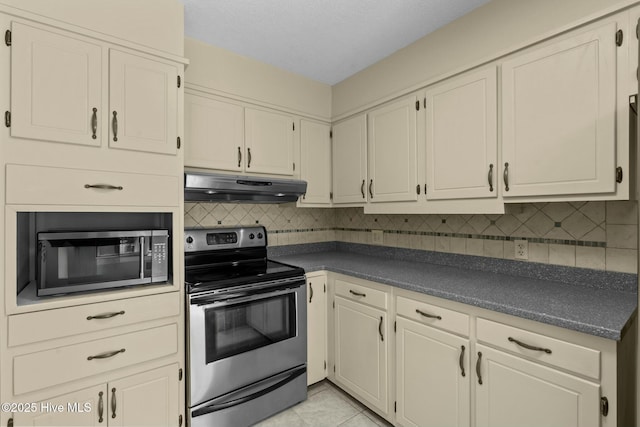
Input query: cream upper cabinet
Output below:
<box><xmin>426</xmin><ymin>67</ymin><xmax>497</xmax><ymax>200</ymax></box>
<box><xmin>368</xmin><ymin>96</ymin><xmax>418</xmax><ymax>203</ymax></box>
<box><xmin>300</xmin><ymin>120</ymin><xmax>332</xmax><ymax>205</ymax></box>
<box><xmin>184</xmin><ymin>93</ymin><xmax>244</xmax><ymax>171</ymax></box>
<box><xmin>501</xmin><ymin>21</ymin><xmax>618</xmax><ymax>197</ymax></box>
<box><xmin>334</xmin><ymin>295</ymin><xmax>388</xmax><ymax>415</ymax></box>
<box><xmin>307</xmin><ymin>274</ymin><xmax>327</xmax><ymax>385</ymax></box>
<box><xmin>11</xmin><ymin>21</ymin><xmax>103</xmax><ymax>146</ymax></box>
<box><xmin>245</xmin><ymin>108</ymin><xmax>294</xmax><ymax>176</ymax></box>
<box><xmin>396</xmin><ymin>317</ymin><xmax>470</xmax><ymax>427</ymax></box>
<box><xmin>332</xmin><ymin>114</ymin><xmax>368</xmax><ymax>204</ymax></box>
<box><xmin>475</xmin><ymin>344</ymin><xmax>600</xmax><ymax>427</ymax></box>
<box><xmin>109</xmin><ymin>50</ymin><xmax>178</xmax><ymax>155</ymax></box>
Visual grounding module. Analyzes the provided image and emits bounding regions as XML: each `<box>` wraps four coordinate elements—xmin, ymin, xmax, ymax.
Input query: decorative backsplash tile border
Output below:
<box><xmin>184</xmin><ymin>200</ymin><xmax>638</xmax><ymax>274</ymax></box>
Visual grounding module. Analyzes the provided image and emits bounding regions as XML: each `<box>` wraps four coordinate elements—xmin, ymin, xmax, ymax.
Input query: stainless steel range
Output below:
<box><xmin>185</xmin><ymin>226</ymin><xmax>307</xmax><ymax>427</ymax></box>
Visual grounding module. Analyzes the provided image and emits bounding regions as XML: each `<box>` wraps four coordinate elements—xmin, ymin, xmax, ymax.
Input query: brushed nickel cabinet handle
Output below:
<box><xmin>369</xmin><ymin>179</ymin><xmax>373</xmax><ymax>199</ymax></box>
<box><xmin>87</xmin><ymin>348</ymin><xmax>126</xmax><ymax>361</ymax></box>
<box><xmin>459</xmin><ymin>345</ymin><xmax>466</xmax><ymax>377</ymax></box>
<box><xmin>361</xmin><ymin>180</ymin><xmax>365</xmax><ymax>198</ymax></box>
<box><xmin>508</xmin><ymin>337</ymin><xmax>552</xmax><ymax>354</ymax></box>
<box><xmin>309</xmin><ymin>282</ymin><xmax>313</xmax><ymax>303</ymax></box>
<box><xmin>349</xmin><ymin>289</ymin><xmax>366</xmax><ymax>297</ymax></box>
<box><xmin>111</xmin><ymin>388</ymin><xmax>117</xmax><ymax>419</ymax></box>
<box><xmin>488</xmin><ymin>164</ymin><xmax>494</xmax><ymax>192</ymax></box>
<box><xmin>84</xmin><ymin>184</ymin><xmax>123</xmax><ymax>191</ymax></box>
<box><xmin>91</xmin><ymin>108</ymin><xmax>98</xmax><ymax>140</ymax></box>
<box><xmin>503</xmin><ymin>162</ymin><xmax>509</xmax><ymax>192</ymax></box>
<box><xmin>87</xmin><ymin>310</ymin><xmax>125</xmax><ymax>320</ymax></box>
<box><xmin>416</xmin><ymin>309</ymin><xmax>441</xmax><ymax>320</ymax></box>
<box><xmin>476</xmin><ymin>352</ymin><xmax>483</xmax><ymax>385</ymax></box>
<box><xmin>98</xmin><ymin>391</ymin><xmax>104</xmax><ymax>423</ymax></box>
<box><xmin>247</xmin><ymin>147</ymin><xmax>252</xmax><ymax>168</ymax></box>
<box><xmin>378</xmin><ymin>316</ymin><xmax>384</xmax><ymax>342</ymax></box>
<box><xmin>112</xmin><ymin>111</ymin><xmax>118</xmax><ymax>142</ymax></box>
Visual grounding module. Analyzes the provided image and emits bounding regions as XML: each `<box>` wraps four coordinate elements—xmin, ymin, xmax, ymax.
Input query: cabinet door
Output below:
<box><xmin>109</xmin><ymin>49</ymin><xmax>178</xmax><ymax>155</ymax></box>
<box><xmin>184</xmin><ymin>93</ymin><xmax>244</xmax><ymax>171</ymax></box>
<box><xmin>307</xmin><ymin>275</ymin><xmax>327</xmax><ymax>385</ymax></box>
<box><xmin>300</xmin><ymin>120</ymin><xmax>332</xmax><ymax>204</ymax></box>
<box><xmin>11</xmin><ymin>22</ymin><xmax>102</xmax><ymax>146</ymax></box>
<box><xmin>501</xmin><ymin>21</ymin><xmax>617</xmax><ymax>197</ymax></box>
<box><xmin>334</xmin><ymin>296</ymin><xmax>388</xmax><ymax>414</ymax></box>
<box><xmin>109</xmin><ymin>364</ymin><xmax>179</xmax><ymax>427</ymax></box>
<box><xmin>475</xmin><ymin>344</ymin><xmax>600</xmax><ymax>427</ymax></box>
<box><xmin>368</xmin><ymin>96</ymin><xmax>418</xmax><ymax>203</ymax></box>
<box><xmin>332</xmin><ymin>115</ymin><xmax>368</xmax><ymax>204</ymax></box>
<box><xmin>426</xmin><ymin>67</ymin><xmax>497</xmax><ymax>200</ymax></box>
<box><xmin>245</xmin><ymin>108</ymin><xmax>294</xmax><ymax>175</ymax></box>
<box><xmin>13</xmin><ymin>384</ymin><xmax>105</xmax><ymax>426</ymax></box>
<box><xmin>396</xmin><ymin>318</ymin><xmax>470</xmax><ymax>427</ymax></box>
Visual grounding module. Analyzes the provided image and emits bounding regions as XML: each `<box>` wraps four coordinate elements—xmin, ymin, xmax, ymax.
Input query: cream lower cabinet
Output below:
<box><xmin>475</xmin><ymin>345</ymin><xmax>600</xmax><ymax>427</ymax></box>
<box><xmin>299</xmin><ymin>120</ymin><xmax>332</xmax><ymax>205</ymax></box>
<box><xmin>12</xmin><ymin>364</ymin><xmax>179</xmax><ymax>427</ymax></box>
<box><xmin>307</xmin><ymin>272</ymin><xmax>327</xmax><ymax>385</ymax></box>
<box><xmin>333</xmin><ymin>278</ymin><xmax>389</xmax><ymax>416</ymax></box>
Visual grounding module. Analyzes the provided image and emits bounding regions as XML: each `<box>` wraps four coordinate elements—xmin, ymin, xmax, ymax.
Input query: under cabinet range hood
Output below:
<box><xmin>184</xmin><ymin>172</ymin><xmax>307</xmax><ymax>203</ymax></box>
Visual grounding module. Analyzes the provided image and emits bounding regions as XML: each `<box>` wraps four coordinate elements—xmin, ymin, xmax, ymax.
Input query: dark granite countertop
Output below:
<box><xmin>272</xmin><ymin>245</ymin><xmax>637</xmax><ymax>341</ymax></box>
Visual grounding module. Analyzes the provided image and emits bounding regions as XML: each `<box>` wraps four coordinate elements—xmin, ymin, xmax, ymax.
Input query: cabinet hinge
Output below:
<box><xmin>601</xmin><ymin>396</ymin><xmax>609</xmax><ymax>416</ymax></box>
<box><xmin>616</xmin><ymin>29</ymin><xmax>624</xmax><ymax>46</ymax></box>
<box><xmin>293</xmin><ymin>162</ymin><xmax>296</xmax><ymax>171</ymax></box>
<box><xmin>177</xmin><ymin>136</ymin><xmax>181</xmax><ymax>149</ymax></box>
<box><xmin>7</xmin><ymin>418</ymin><xmax>14</xmax><ymax>427</ymax></box>
<box><xmin>179</xmin><ymin>414</ymin><xmax>183</xmax><ymax>427</ymax></box>
<box><xmin>424</xmin><ymin>97</ymin><xmax>426</xmax><ymax>109</ymax></box>
<box><xmin>4</xmin><ymin>29</ymin><xmax>10</xmax><ymax>46</ymax></box>
<box><xmin>333</xmin><ymin>301</ymin><xmax>335</xmax><ymax>309</ymax></box>
<box><xmin>324</xmin><ymin>360</ymin><xmax>327</xmax><ymax>370</ymax></box>
<box><xmin>394</xmin><ymin>321</ymin><xmax>397</xmax><ymax>333</ymax></box>
<box><xmin>4</xmin><ymin>111</ymin><xmax>10</xmax><ymax>128</ymax></box>
<box><xmin>179</xmin><ymin>368</ymin><xmax>183</xmax><ymax>381</ymax></box>
<box><xmin>636</xmin><ymin>23</ymin><xmax>639</xmax><ymax>39</ymax></box>
<box><xmin>416</xmin><ymin>184</ymin><xmax>421</xmax><ymax>195</ymax></box>
<box><xmin>330</xmin><ymin>192</ymin><xmax>333</xmax><ymax>201</ymax></box>
<box><xmin>330</xmin><ymin>130</ymin><xmax>333</xmax><ymax>138</ymax></box>
<box><xmin>324</xmin><ymin>283</ymin><xmax>326</xmax><ymax>293</ymax></box>
<box><xmin>415</xmin><ymin>100</ymin><xmax>420</xmax><ymax>111</ymax></box>
<box><xmin>333</xmin><ymin>365</ymin><xmax>336</xmax><ymax>373</ymax></box>
<box><xmin>293</xmin><ymin>122</ymin><xmax>295</xmax><ymax>131</ymax></box>
<box><xmin>394</xmin><ymin>401</ymin><xmax>397</xmax><ymax>413</ymax></box>
<box><xmin>177</xmin><ymin>75</ymin><xmax>181</xmax><ymax>88</ymax></box>
<box><xmin>616</xmin><ymin>166</ymin><xmax>623</xmax><ymax>183</ymax></box>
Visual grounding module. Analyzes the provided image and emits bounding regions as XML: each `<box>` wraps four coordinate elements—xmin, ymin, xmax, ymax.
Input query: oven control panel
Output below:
<box><xmin>185</xmin><ymin>226</ymin><xmax>267</xmax><ymax>252</ymax></box>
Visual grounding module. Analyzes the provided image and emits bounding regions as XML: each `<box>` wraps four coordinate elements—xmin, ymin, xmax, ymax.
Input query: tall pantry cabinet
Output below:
<box><xmin>0</xmin><ymin>4</ymin><xmax>187</xmax><ymax>427</ymax></box>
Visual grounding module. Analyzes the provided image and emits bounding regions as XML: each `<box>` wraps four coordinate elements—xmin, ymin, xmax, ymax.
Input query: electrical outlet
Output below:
<box><xmin>372</xmin><ymin>230</ymin><xmax>384</xmax><ymax>245</ymax></box>
<box><xmin>514</xmin><ymin>239</ymin><xmax>528</xmax><ymax>260</ymax></box>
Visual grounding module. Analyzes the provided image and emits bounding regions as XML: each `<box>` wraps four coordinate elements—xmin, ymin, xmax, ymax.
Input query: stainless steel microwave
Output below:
<box><xmin>37</xmin><ymin>230</ymin><xmax>169</xmax><ymax>296</ymax></box>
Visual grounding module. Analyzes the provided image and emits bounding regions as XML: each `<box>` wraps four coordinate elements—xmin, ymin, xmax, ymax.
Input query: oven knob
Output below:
<box><xmin>249</xmin><ymin>233</ymin><xmax>255</xmax><ymax>239</ymax></box>
<box><xmin>257</xmin><ymin>233</ymin><xmax>263</xmax><ymax>239</ymax></box>
<box><xmin>186</xmin><ymin>236</ymin><xmax>193</xmax><ymax>244</ymax></box>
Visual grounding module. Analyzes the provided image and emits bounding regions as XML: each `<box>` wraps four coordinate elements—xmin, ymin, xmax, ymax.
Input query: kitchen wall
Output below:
<box><xmin>184</xmin><ymin>201</ymin><xmax>638</xmax><ymax>274</ymax></box>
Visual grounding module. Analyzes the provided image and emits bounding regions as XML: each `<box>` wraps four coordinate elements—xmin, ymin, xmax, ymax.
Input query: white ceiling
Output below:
<box><xmin>179</xmin><ymin>0</ymin><xmax>491</xmax><ymax>85</ymax></box>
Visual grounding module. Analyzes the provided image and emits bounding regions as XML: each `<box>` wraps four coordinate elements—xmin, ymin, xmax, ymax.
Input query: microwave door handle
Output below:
<box><xmin>139</xmin><ymin>236</ymin><xmax>145</xmax><ymax>279</ymax></box>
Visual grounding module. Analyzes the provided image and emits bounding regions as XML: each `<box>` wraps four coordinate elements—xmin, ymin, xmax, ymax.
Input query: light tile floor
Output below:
<box><xmin>255</xmin><ymin>381</ymin><xmax>392</xmax><ymax>427</ymax></box>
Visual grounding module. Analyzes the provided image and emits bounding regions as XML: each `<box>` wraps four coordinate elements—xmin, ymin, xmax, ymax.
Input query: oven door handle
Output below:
<box><xmin>191</xmin><ymin>366</ymin><xmax>306</xmax><ymax>417</ymax></box>
<box><xmin>191</xmin><ymin>286</ymin><xmax>298</xmax><ymax>308</ymax></box>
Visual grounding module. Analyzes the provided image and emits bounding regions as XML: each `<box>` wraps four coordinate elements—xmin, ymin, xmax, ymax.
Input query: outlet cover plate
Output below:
<box><xmin>514</xmin><ymin>239</ymin><xmax>528</xmax><ymax>260</ymax></box>
<box><xmin>372</xmin><ymin>230</ymin><xmax>384</xmax><ymax>245</ymax></box>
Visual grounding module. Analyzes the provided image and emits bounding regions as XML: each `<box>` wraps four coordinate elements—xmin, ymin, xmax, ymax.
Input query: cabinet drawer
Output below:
<box><xmin>396</xmin><ymin>296</ymin><xmax>469</xmax><ymax>337</ymax></box>
<box><xmin>476</xmin><ymin>318</ymin><xmax>600</xmax><ymax>379</ymax></box>
<box><xmin>8</xmin><ymin>292</ymin><xmax>179</xmax><ymax>347</ymax></box>
<box><xmin>335</xmin><ymin>279</ymin><xmax>387</xmax><ymax>310</ymax></box>
<box><xmin>6</xmin><ymin>164</ymin><xmax>179</xmax><ymax>206</ymax></box>
<box><xmin>14</xmin><ymin>323</ymin><xmax>178</xmax><ymax>395</ymax></box>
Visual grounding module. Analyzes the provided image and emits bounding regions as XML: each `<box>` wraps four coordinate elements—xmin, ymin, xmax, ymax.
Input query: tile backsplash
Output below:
<box><xmin>184</xmin><ymin>201</ymin><xmax>638</xmax><ymax>274</ymax></box>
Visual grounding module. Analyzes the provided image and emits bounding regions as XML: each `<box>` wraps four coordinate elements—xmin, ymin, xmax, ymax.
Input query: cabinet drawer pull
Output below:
<box><xmin>459</xmin><ymin>345</ymin><xmax>466</xmax><ymax>377</ymax></box>
<box><xmin>237</xmin><ymin>146</ymin><xmax>242</xmax><ymax>167</ymax></box>
<box><xmin>476</xmin><ymin>351</ymin><xmax>483</xmax><ymax>385</ymax></box>
<box><xmin>508</xmin><ymin>337</ymin><xmax>552</xmax><ymax>354</ymax></box>
<box><xmin>87</xmin><ymin>348</ymin><xmax>126</xmax><ymax>361</ymax></box>
<box><xmin>111</xmin><ymin>387</ymin><xmax>117</xmax><ymax>419</ymax></box>
<box><xmin>416</xmin><ymin>309</ymin><xmax>441</xmax><ymax>320</ymax></box>
<box><xmin>247</xmin><ymin>147</ymin><xmax>252</xmax><ymax>168</ymax></box>
<box><xmin>349</xmin><ymin>289</ymin><xmax>366</xmax><ymax>297</ymax></box>
<box><xmin>368</xmin><ymin>179</ymin><xmax>374</xmax><ymax>198</ymax></box>
<box><xmin>378</xmin><ymin>316</ymin><xmax>384</xmax><ymax>342</ymax></box>
<box><xmin>503</xmin><ymin>162</ymin><xmax>509</xmax><ymax>192</ymax></box>
<box><xmin>488</xmin><ymin>164</ymin><xmax>494</xmax><ymax>192</ymax></box>
<box><xmin>91</xmin><ymin>108</ymin><xmax>98</xmax><ymax>140</ymax></box>
<box><xmin>84</xmin><ymin>184</ymin><xmax>123</xmax><ymax>191</ymax></box>
<box><xmin>87</xmin><ymin>310</ymin><xmax>125</xmax><ymax>320</ymax></box>
<box><xmin>112</xmin><ymin>111</ymin><xmax>118</xmax><ymax>142</ymax></box>
<box><xmin>361</xmin><ymin>179</ymin><xmax>365</xmax><ymax>198</ymax></box>
<box><xmin>98</xmin><ymin>391</ymin><xmax>104</xmax><ymax>423</ymax></box>
<box><xmin>309</xmin><ymin>282</ymin><xmax>313</xmax><ymax>303</ymax></box>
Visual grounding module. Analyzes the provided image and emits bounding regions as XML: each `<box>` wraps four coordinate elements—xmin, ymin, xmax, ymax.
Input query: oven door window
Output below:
<box><xmin>204</xmin><ymin>292</ymin><xmax>296</xmax><ymax>363</ymax></box>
